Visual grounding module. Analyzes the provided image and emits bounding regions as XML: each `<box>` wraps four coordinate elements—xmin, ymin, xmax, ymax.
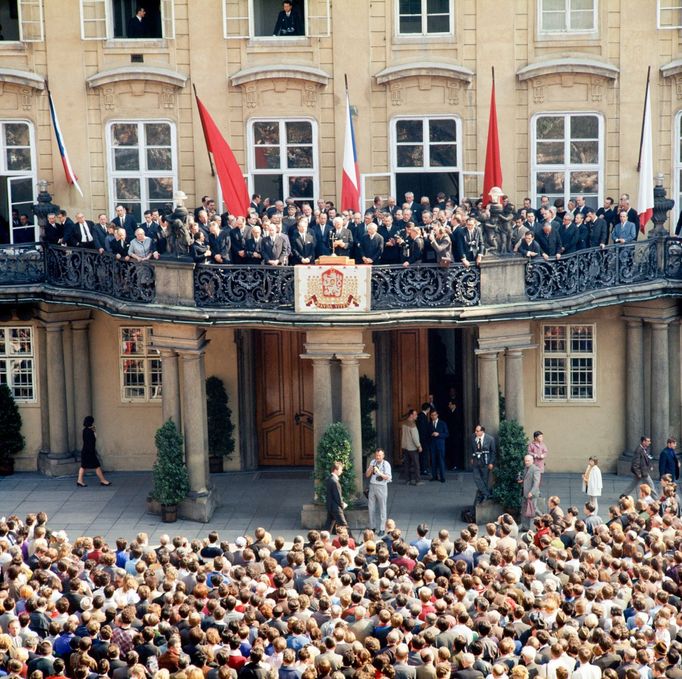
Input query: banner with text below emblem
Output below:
<box><xmin>295</xmin><ymin>265</ymin><xmax>371</xmax><ymax>313</ymax></box>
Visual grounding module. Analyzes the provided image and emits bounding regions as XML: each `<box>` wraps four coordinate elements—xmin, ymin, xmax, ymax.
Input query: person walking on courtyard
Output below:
<box><xmin>325</xmin><ymin>461</ymin><xmax>348</xmax><ymax>535</ymax></box>
<box><xmin>401</xmin><ymin>410</ymin><xmax>422</xmax><ymax>486</ymax></box>
<box><xmin>624</xmin><ymin>435</ymin><xmax>655</xmax><ymax>497</ymax></box>
<box><xmin>365</xmin><ymin>448</ymin><xmax>392</xmax><ymax>535</ymax></box>
<box><xmin>582</xmin><ymin>456</ymin><xmax>603</xmax><ymax>514</ymax></box>
<box><xmin>77</xmin><ymin>416</ymin><xmax>111</xmax><ymax>487</ymax></box>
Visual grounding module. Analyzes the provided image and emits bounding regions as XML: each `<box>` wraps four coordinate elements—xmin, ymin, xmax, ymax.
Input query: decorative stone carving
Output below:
<box><xmin>676</xmin><ymin>76</ymin><xmax>682</xmax><ymax>101</ymax></box>
<box><xmin>159</xmin><ymin>87</ymin><xmax>175</xmax><ymax>109</ymax></box>
<box><xmin>533</xmin><ymin>84</ymin><xmax>544</xmax><ymax>104</ymax></box>
<box><xmin>302</xmin><ymin>83</ymin><xmax>317</xmax><ymax>107</ymax></box>
<box><xmin>390</xmin><ymin>83</ymin><xmax>402</xmax><ymax>106</ymax></box>
<box><xmin>245</xmin><ymin>84</ymin><xmax>257</xmax><ymax>109</ymax></box>
<box><xmin>418</xmin><ymin>76</ymin><xmax>431</xmax><ymax>91</ymax></box>
<box><xmin>21</xmin><ymin>87</ymin><xmax>31</xmax><ymax>111</ymax></box>
<box><xmin>446</xmin><ymin>81</ymin><xmax>460</xmax><ymax>105</ymax></box>
<box><xmin>591</xmin><ymin>80</ymin><xmax>603</xmax><ymax>102</ymax></box>
<box><xmin>102</xmin><ymin>86</ymin><xmax>115</xmax><ymax>111</ymax></box>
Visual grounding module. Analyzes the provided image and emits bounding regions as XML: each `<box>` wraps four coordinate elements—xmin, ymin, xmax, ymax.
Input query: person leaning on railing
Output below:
<box><xmin>612</xmin><ymin>210</ymin><xmax>637</xmax><ymax>244</ymax></box>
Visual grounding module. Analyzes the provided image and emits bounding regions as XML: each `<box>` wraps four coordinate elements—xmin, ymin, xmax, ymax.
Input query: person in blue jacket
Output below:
<box><xmin>659</xmin><ymin>437</ymin><xmax>680</xmax><ymax>481</ymax></box>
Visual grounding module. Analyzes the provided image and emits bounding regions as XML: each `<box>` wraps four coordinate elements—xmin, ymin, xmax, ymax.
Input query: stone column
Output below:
<box><xmin>504</xmin><ymin>349</ymin><xmax>525</xmax><ymax>426</ymax></box>
<box><xmin>650</xmin><ymin>320</ymin><xmax>670</xmax><ymax>459</ymax></box>
<box><xmin>311</xmin><ymin>356</ymin><xmax>334</xmax><ymax>464</ymax></box>
<box><xmin>669</xmin><ymin>320</ymin><xmax>681</xmax><ymax>441</ymax></box>
<box><xmin>340</xmin><ymin>356</ymin><xmax>364</xmax><ymax>497</ymax></box>
<box><xmin>158</xmin><ymin>349</ymin><xmax>181</xmax><ymax>427</ymax></box>
<box><xmin>625</xmin><ymin>319</ymin><xmax>644</xmax><ymax>454</ymax></box>
<box><xmin>477</xmin><ymin>352</ymin><xmax>500</xmax><ymax>437</ymax></box>
<box><xmin>71</xmin><ymin>321</ymin><xmax>92</xmax><ymax>431</ymax></box>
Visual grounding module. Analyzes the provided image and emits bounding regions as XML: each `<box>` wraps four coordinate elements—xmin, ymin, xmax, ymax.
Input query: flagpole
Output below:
<box><xmin>637</xmin><ymin>66</ymin><xmax>651</xmax><ymax>172</ymax></box>
<box><xmin>193</xmin><ymin>84</ymin><xmax>216</xmax><ymax>178</ymax></box>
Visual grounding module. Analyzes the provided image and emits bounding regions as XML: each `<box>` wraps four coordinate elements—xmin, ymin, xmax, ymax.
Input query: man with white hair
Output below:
<box><xmin>394</xmin><ymin>644</ymin><xmax>417</xmax><ymax>679</ymax></box>
<box><xmin>519</xmin><ymin>454</ymin><xmax>541</xmax><ymax>530</ymax></box>
<box><xmin>330</xmin><ymin>216</ymin><xmax>353</xmax><ymax>256</ymax></box>
<box><xmin>519</xmin><ymin>647</ymin><xmax>541</xmax><ymax>679</ymax></box>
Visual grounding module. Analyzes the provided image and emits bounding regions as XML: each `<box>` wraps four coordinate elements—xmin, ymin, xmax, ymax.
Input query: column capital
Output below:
<box><xmin>337</xmin><ymin>353</ymin><xmax>370</xmax><ymax>364</ymax></box>
<box><xmin>648</xmin><ymin>319</ymin><xmax>672</xmax><ymax>330</ymax></box>
<box><xmin>157</xmin><ymin>347</ymin><xmax>179</xmax><ymax>358</ymax></box>
<box><xmin>625</xmin><ymin>318</ymin><xmax>643</xmax><ymax>329</ymax></box>
<box><xmin>475</xmin><ymin>349</ymin><xmax>500</xmax><ymax>358</ymax></box>
<box><xmin>300</xmin><ymin>352</ymin><xmax>334</xmax><ymax>362</ymax></box>
<box><xmin>71</xmin><ymin>319</ymin><xmax>92</xmax><ymax>332</ymax></box>
<box><xmin>43</xmin><ymin>322</ymin><xmax>67</xmax><ymax>333</ymax></box>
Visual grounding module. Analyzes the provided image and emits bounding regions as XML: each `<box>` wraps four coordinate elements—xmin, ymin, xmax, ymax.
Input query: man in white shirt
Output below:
<box><xmin>365</xmin><ymin>448</ymin><xmax>392</xmax><ymax>536</ymax></box>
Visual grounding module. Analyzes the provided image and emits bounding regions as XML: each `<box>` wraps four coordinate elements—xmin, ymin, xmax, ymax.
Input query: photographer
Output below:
<box><xmin>365</xmin><ymin>449</ymin><xmax>392</xmax><ymax>536</ymax></box>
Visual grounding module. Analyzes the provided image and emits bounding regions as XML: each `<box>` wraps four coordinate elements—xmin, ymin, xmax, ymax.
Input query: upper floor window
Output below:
<box><xmin>248</xmin><ymin>118</ymin><xmax>317</xmax><ymax>206</ymax></box>
<box><xmin>107</xmin><ymin>121</ymin><xmax>177</xmax><ymax>222</ymax></box>
<box><xmin>542</xmin><ymin>324</ymin><xmax>595</xmax><ymax>402</ymax></box>
<box><xmin>119</xmin><ymin>327</ymin><xmax>161</xmax><ymax>402</ymax></box>
<box><xmin>0</xmin><ymin>0</ymin><xmax>44</xmax><ymax>42</ymax></box>
<box><xmin>532</xmin><ymin>113</ymin><xmax>602</xmax><ymax>209</ymax></box>
<box><xmin>223</xmin><ymin>0</ymin><xmax>330</xmax><ymax>39</ymax></box>
<box><xmin>0</xmin><ymin>326</ymin><xmax>36</xmax><ymax>402</ymax></box>
<box><xmin>538</xmin><ymin>0</ymin><xmax>596</xmax><ymax>34</ymax></box>
<box><xmin>80</xmin><ymin>0</ymin><xmax>174</xmax><ymax>40</ymax></box>
<box><xmin>396</xmin><ymin>0</ymin><xmax>453</xmax><ymax>36</ymax></box>
<box><xmin>658</xmin><ymin>1</ymin><xmax>682</xmax><ymax>28</ymax></box>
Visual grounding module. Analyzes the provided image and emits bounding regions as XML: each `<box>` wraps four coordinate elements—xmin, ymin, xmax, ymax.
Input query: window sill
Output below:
<box><xmin>246</xmin><ymin>37</ymin><xmax>312</xmax><ymax>51</ymax></box>
<box><xmin>392</xmin><ymin>34</ymin><xmax>455</xmax><ymax>46</ymax></box>
<box><xmin>537</xmin><ymin>399</ymin><xmax>597</xmax><ymax>407</ymax></box>
<box><xmin>0</xmin><ymin>41</ymin><xmax>28</xmax><ymax>52</ymax></box>
<box><xmin>535</xmin><ymin>33</ymin><xmax>600</xmax><ymax>45</ymax></box>
<box><xmin>104</xmin><ymin>38</ymin><xmax>168</xmax><ymax>51</ymax></box>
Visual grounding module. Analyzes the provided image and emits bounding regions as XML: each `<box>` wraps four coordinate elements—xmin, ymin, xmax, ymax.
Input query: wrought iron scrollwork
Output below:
<box><xmin>371</xmin><ymin>264</ymin><xmax>480</xmax><ymax>309</ymax></box>
<box><xmin>525</xmin><ymin>241</ymin><xmax>659</xmax><ymax>301</ymax></box>
<box><xmin>664</xmin><ymin>237</ymin><xmax>682</xmax><ymax>279</ymax></box>
<box><xmin>0</xmin><ymin>243</ymin><xmax>45</xmax><ymax>285</ymax></box>
<box><xmin>45</xmin><ymin>245</ymin><xmax>155</xmax><ymax>303</ymax></box>
<box><xmin>194</xmin><ymin>264</ymin><xmax>295</xmax><ymax>308</ymax></box>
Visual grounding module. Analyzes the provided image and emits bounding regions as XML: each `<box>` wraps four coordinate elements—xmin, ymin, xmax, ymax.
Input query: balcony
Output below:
<box><xmin>0</xmin><ymin>240</ymin><xmax>680</xmax><ymax>325</ymax></box>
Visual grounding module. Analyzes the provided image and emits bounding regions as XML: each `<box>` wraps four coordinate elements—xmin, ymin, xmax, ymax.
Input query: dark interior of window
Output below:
<box><xmin>113</xmin><ymin>0</ymin><xmax>162</xmax><ymax>39</ymax></box>
<box><xmin>0</xmin><ymin>0</ymin><xmax>20</xmax><ymax>41</ymax></box>
<box><xmin>395</xmin><ymin>172</ymin><xmax>459</xmax><ymax>206</ymax></box>
<box><xmin>254</xmin><ymin>0</ymin><xmax>306</xmax><ymax>37</ymax></box>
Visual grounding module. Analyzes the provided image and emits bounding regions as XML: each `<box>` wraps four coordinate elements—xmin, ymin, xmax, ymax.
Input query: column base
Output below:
<box><xmin>300</xmin><ymin>503</ymin><xmax>369</xmax><ymax>530</ymax></box>
<box><xmin>37</xmin><ymin>451</ymin><xmax>80</xmax><ymax>477</ymax></box>
<box><xmin>146</xmin><ymin>488</ymin><xmax>217</xmax><ymax>523</ymax></box>
<box><xmin>617</xmin><ymin>452</ymin><xmax>632</xmax><ymax>476</ymax></box>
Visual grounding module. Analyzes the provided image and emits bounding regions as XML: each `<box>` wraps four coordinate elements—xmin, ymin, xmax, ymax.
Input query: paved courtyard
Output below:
<box><xmin>0</xmin><ymin>470</ymin><xmax>630</xmax><ymax>545</ymax></box>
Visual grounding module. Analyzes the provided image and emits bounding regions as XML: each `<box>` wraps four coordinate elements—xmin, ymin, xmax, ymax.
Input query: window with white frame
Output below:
<box><xmin>0</xmin><ymin>326</ymin><xmax>36</xmax><ymax>402</ymax></box>
<box><xmin>223</xmin><ymin>0</ymin><xmax>330</xmax><ymax>39</ymax></box>
<box><xmin>538</xmin><ymin>0</ymin><xmax>597</xmax><ymax>34</ymax></box>
<box><xmin>248</xmin><ymin>119</ymin><xmax>317</xmax><ymax>206</ymax></box>
<box><xmin>0</xmin><ymin>0</ymin><xmax>44</xmax><ymax>41</ymax></box>
<box><xmin>80</xmin><ymin>0</ymin><xmax>174</xmax><ymax>40</ymax></box>
<box><xmin>658</xmin><ymin>1</ymin><xmax>682</xmax><ymax>28</ymax></box>
<box><xmin>391</xmin><ymin>116</ymin><xmax>461</xmax><ymax>205</ymax></box>
<box><xmin>107</xmin><ymin>121</ymin><xmax>176</xmax><ymax>223</ymax></box>
<box><xmin>119</xmin><ymin>327</ymin><xmax>161</xmax><ymax>402</ymax></box>
<box><xmin>396</xmin><ymin>0</ymin><xmax>453</xmax><ymax>36</ymax></box>
<box><xmin>532</xmin><ymin>113</ymin><xmax>602</xmax><ymax>209</ymax></box>
<box><xmin>542</xmin><ymin>324</ymin><xmax>595</xmax><ymax>402</ymax></box>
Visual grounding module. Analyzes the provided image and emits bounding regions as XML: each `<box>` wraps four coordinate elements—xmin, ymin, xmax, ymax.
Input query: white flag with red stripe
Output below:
<box><xmin>340</xmin><ymin>90</ymin><xmax>360</xmax><ymax>213</ymax></box>
<box><xmin>636</xmin><ymin>78</ymin><xmax>653</xmax><ymax>233</ymax></box>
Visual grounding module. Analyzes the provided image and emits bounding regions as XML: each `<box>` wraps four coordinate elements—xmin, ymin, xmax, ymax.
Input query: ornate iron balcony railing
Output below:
<box><xmin>0</xmin><ymin>243</ymin><xmax>45</xmax><ymax>285</ymax></box>
<box><xmin>45</xmin><ymin>245</ymin><xmax>156</xmax><ymax>304</ymax></box>
<box><xmin>525</xmin><ymin>240</ymin><xmax>660</xmax><ymax>301</ymax></box>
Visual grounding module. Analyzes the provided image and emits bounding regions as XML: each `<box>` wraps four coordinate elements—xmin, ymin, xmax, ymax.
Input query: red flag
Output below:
<box><xmin>194</xmin><ymin>94</ymin><xmax>250</xmax><ymax>217</ymax></box>
<box><xmin>482</xmin><ymin>74</ymin><xmax>503</xmax><ymax>206</ymax></box>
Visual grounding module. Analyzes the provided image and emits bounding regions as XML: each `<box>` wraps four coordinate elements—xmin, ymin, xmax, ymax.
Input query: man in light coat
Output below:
<box><xmin>520</xmin><ymin>454</ymin><xmax>541</xmax><ymax>530</ymax></box>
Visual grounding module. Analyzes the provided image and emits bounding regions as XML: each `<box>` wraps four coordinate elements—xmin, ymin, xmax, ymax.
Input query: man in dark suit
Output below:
<box><xmin>93</xmin><ymin>214</ymin><xmax>110</xmax><ymax>254</ymax></box>
<box><xmin>65</xmin><ymin>212</ymin><xmax>96</xmax><ymax>248</ymax></box>
<box><xmin>112</xmin><ymin>205</ymin><xmax>138</xmax><ymax>242</ymax></box>
<box><xmin>416</xmin><ymin>402</ymin><xmax>432</xmax><ymax>477</ymax></box>
<box><xmin>42</xmin><ymin>212</ymin><xmax>63</xmax><ymax>245</ymax></box>
<box><xmin>230</xmin><ymin>216</ymin><xmax>252</xmax><ymax>264</ymax></box>
<box><xmin>272</xmin><ymin>0</ymin><xmax>303</xmax><ymax>36</ymax></box>
<box><xmin>329</xmin><ymin>216</ymin><xmax>354</xmax><ymax>257</ymax></box>
<box><xmin>325</xmin><ymin>461</ymin><xmax>348</xmax><ymax>534</ymax></box>
<box><xmin>149</xmin><ymin>216</ymin><xmax>169</xmax><ymax>256</ymax></box>
<box><xmin>127</xmin><ymin>5</ymin><xmax>147</xmax><ymax>38</ymax></box>
<box><xmin>262</xmin><ymin>224</ymin><xmax>290</xmax><ymax>265</ymax></box>
<box><xmin>244</xmin><ymin>225</ymin><xmax>264</xmax><ymax>264</ymax></box>
<box><xmin>535</xmin><ymin>221</ymin><xmax>562</xmax><ymax>259</ymax></box>
<box><xmin>208</xmin><ymin>221</ymin><xmax>231</xmax><ymax>264</ymax></box>
<box><xmin>453</xmin><ymin>218</ymin><xmax>484</xmax><ymax>266</ymax></box>
<box><xmin>586</xmin><ymin>210</ymin><xmax>608</xmax><ymax>248</ymax></box>
<box><xmin>471</xmin><ymin>424</ymin><xmax>496</xmax><ymax>503</ymax></box>
<box><xmin>558</xmin><ymin>213</ymin><xmax>578</xmax><ymax>255</ymax></box>
<box><xmin>290</xmin><ymin>219</ymin><xmax>316</xmax><ymax>264</ymax></box>
<box><xmin>429</xmin><ymin>409</ymin><xmax>449</xmax><ymax>483</ymax></box>
<box><xmin>310</xmin><ymin>212</ymin><xmax>332</xmax><ymax>258</ymax></box>
<box><xmin>358</xmin><ymin>223</ymin><xmax>384</xmax><ymax>264</ymax></box>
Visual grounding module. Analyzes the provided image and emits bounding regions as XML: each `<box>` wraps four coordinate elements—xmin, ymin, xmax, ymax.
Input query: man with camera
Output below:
<box><xmin>471</xmin><ymin>424</ymin><xmax>496</xmax><ymax>503</ymax></box>
<box><xmin>365</xmin><ymin>448</ymin><xmax>392</xmax><ymax>536</ymax></box>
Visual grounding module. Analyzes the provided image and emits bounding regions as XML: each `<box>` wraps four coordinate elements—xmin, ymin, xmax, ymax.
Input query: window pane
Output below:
<box><xmin>10</xmin><ymin>359</ymin><xmax>33</xmax><ymax>400</ymax></box>
<box><xmin>148</xmin><ymin>177</ymin><xmax>173</xmax><ymax>200</ymax></box>
<box><xmin>397</xmin><ymin>145</ymin><xmax>424</xmax><ymax>167</ymax></box>
<box><xmin>427</xmin><ymin>0</ymin><xmax>449</xmax><ymax>12</ymax></box>
<box><xmin>396</xmin><ymin>120</ymin><xmax>423</xmax><ymax>143</ymax></box>
<box><xmin>429</xmin><ymin>144</ymin><xmax>457</xmax><ymax>167</ymax></box>
<box><xmin>570</xmin><ymin>325</ymin><xmax>593</xmax><ymax>352</ymax></box>
<box><xmin>253</xmin><ymin>122</ymin><xmax>279</xmax><ymax>145</ymax></box>
<box><xmin>569</xmin><ymin>171</ymin><xmax>598</xmax><ymax>193</ymax></box>
<box><xmin>429</xmin><ymin>119</ymin><xmax>457</xmax><ymax>142</ymax></box>
<box><xmin>112</xmin><ymin>124</ymin><xmax>139</xmax><ymax>146</ymax></box>
<box><xmin>254</xmin><ymin>147</ymin><xmax>281</xmax><ymax>170</ymax></box>
<box><xmin>570</xmin><ymin>357</ymin><xmax>593</xmax><ymax>398</ymax></box>
<box><xmin>536</xmin><ymin>172</ymin><xmax>565</xmax><ymax>194</ymax></box>
<box><xmin>570</xmin><ymin>9</ymin><xmax>594</xmax><ymax>30</ymax></box>
<box><xmin>145</xmin><ymin>123</ymin><xmax>171</xmax><ymax>147</ymax></box>
<box><xmin>542</xmin><ymin>11</ymin><xmax>566</xmax><ymax>31</ymax></box>
<box><xmin>116</xmin><ymin>178</ymin><xmax>141</xmax><ymax>201</ymax></box>
<box><xmin>544</xmin><ymin>325</ymin><xmax>566</xmax><ymax>352</ymax></box>
<box><xmin>573</xmin><ymin>0</ymin><xmax>594</xmax><ymax>9</ymax></box>
<box><xmin>9</xmin><ymin>328</ymin><xmax>31</xmax><ymax>355</ymax></box>
<box><xmin>542</xmin><ymin>0</ymin><xmax>565</xmax><ymax>10</ymax></box>
<box><xmin>399</xmin><ymin>15</ymin><xmax>421</xmax><ymax>32</ymax></box>
<box><xmin>288</xmin><ymin>176</ymin><xmax>314</xmax><ymax>198</ymax></box>
<box><xmin>5</xmin><ymin>123</ymin><xmax>30</xmax><ymax>147</ymax></box>
<box><xmin>570</xmin><ymin>140</ymin><xmax>598</xmax><ymax>164</ymax></box>
<box><xmin>287</xmin><ymin>146</ymin><xmax>314</xmax><ymax>169</ymax></box>
<box><xmin>544</xmin><ymin>358</ymin><xmax>567</xmax><ymax>399</ymax></box>
<box><xmin>536</xmin><ymin>117</ymin><xmax>564</xmax><ymax>140</ymax></box>
<box><xmin>115</xmin><ymin>148</ymin><xmax>140</xmax><ymax>171</ymax></box>
<box><xmin>286</xmin><ymin>121</ymin><xmax>312</xmax><ymax>144</ymax></box>
<box><xmin>6</xmin><ymin>148</ymin><xmax>31</xmax><ymax>171</ymax></box>
<box><xmin>0</xmin><ymin>329</ymin><xmax>5</xmax><ymax>355</ymax></box>
<box><xmin>147</xmin><ymin>148</ymin><xmax>173</xmax><ymax>171</ymax></box>
<box><xmin>121</xmin><ymin>328</ymin><xmax>145</xmax><ymax>354</ymax></box>
<box><xmin>399</xmin><ymin>0</ymin><xmax>422</xmax><ymax>14</ymax></box>
<box><xmin>536</xmin><ymin>142</ymin><xmax>564</xmax><ymax>164</ymax></box>
<box><xmin>150</xmin><ymin>359</ymin><xmax>162</xmax><ymax>399</ymax></box>
<box><xmin>570</xmin><ymin>115</ymin><xmax>598</xmax><ymax>139</ymax></box>
<box><xmin>426</xmin><ymin>14</ymin><xmax>449</xmax><ymax>32</ymax></box>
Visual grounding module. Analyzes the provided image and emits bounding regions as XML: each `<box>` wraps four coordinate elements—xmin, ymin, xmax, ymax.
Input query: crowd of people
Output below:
<box><xmin>23</xmin><ymin>190</ymin><xmax>645</xmax><ymax>269</ymax></box>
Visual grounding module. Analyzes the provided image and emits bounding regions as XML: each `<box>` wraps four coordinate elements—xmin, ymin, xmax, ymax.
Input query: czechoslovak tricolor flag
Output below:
<box><xmin>47</xmin><ymin>89</ymin><xmax>83</xmax><ymax>197</ymax></box>
<box><xmin>341</xmin><ymin>90</ymin><xmax>360</xmax><ymax>213</ymax></box>
<box><xmin>636</xmin><ymin>76</ymin><xmax>654</xmax><ymax>234</ymax></box>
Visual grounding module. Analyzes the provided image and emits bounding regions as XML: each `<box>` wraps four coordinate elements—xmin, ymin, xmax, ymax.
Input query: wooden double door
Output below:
<box><xmin>255</xmin><ymin>330</ymin><xmax>315</xmax><ymax>466</ymax></box>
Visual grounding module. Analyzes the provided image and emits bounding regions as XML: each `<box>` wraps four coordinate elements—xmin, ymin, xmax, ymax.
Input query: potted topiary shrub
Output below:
<box><xmin>491</xmin><ymin>418</ymin><xmax>528</xmax><ymax>516</ymax></box>
<box><xmin>206</xmin><ymin>376</ymin><xmax>235</xmax><ymax>474</ymax></box>
<box><xmin>151</xmin><ymin>419</ymin><xmax>190</xmax><ymax>522</ymax></box>
<box><xmin>0</xmin><ymin>384</ymin><xmax>24</xmax><ymax>476</ymax></box>
<box><xmin>313</xmin><ymin>422</ymin><xmax>356</xmax><ymax>505</ymax></box>
<box><xmin>360</xmin><ymin>375</ymin><xmax>378</xmax><ymax>467</ymax></box>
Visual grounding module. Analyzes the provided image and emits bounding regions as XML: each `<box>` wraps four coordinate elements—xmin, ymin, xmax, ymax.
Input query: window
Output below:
<box><xmin>0</xmin><ymin>0</ymin><xmax>44</xmax><ymax>41</ymax></box>
<box><xmin>223</xmin><ymin>0</ymin><xmax>330</xmax><ymax>39</ymax></box>
<box><xmin>538</xmin><ymin>0</ymin><xmax>596</xmax><ymax>34</ymax></box>
<box><xmin>0</xmin><ymin>326</ymin><xmax>35</xmax><ymax>401</ymax></box>
<box><xmin>397</xmin><ymin>0</ymin><xmax>453</xmax><ymax>36</ymax></box>
<box><xmin>107</xmin><ymin>121</ymin><xmax>176</xmax><ymax>222</ymax></box>
<box><xmin>542</xmin><ymin>324</ymin><xmax>595</xmax><ymax>401</ymax></box>
<box><xmin>80</xmin><ymin>0</ymin><xmax>174</xmax><ymax>40</ymax></box>
<box><xmin>119</xmin><ymin>327</ymin><xmax>161</xmax><ymax>402</ymax></box>
<box><xmin>532</xmin><ymin>113</ymin><xmax>602</xmax><ymax>209</ymax></box>
<box><xmin>248</xmin><ymin>119</ymin><xmax>317</xmax><ymax>206</ymax></box>
<box><xmin>0</xmin><ymin>121</ymin><xmax>37</xmax><ymax>244</ymax></box>
<box><xmin>658</xmin><ymin>1</ymin><xmax>682</xmax><ymax>28</ymax></box>
<box><xmin>391</xmin><ymin>116</ymin><xmax>461</xmax><ymax>205</ymax></box>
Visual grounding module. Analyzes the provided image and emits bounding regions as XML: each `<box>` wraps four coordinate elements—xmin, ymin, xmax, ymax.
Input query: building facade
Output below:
<box><xmin>2</xmin><ymin>0</ymin><xmax>682</xmax><ymax>519</ymax></box>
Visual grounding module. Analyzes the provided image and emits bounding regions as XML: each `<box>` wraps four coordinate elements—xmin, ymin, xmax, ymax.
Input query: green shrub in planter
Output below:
<box><xmin>360</xmin><ymin>375</ymin><xmax>378</xmax><ymax>458</ymax></box>
<box><xmin>206</xmin><ymin>376</ymin><xmax>235</xmax><ymax>459</ymax></box>
<box><xmin>314</xmin><ymin>422</ymin><xmax>355</xmax><ymax>504</ymax></box>
<box><xmin>151</xmin><ymin>419</ymin><xmax>190</xmax><ymax>507</ymax></box>
<box><xmin>0</xmin><ymin>385</ymin><xmax>24</xmax><ymax>471</ymax></box>
<box><xmin>492</xmin><ymin>419</ymin><xmax>528</xmax><ymax>514</ymax></box>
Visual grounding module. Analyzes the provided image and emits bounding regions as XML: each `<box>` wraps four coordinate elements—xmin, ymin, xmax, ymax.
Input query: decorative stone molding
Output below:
<box><xmin>517</xmin><ymin>57</ymin><xmax>619</xmax><ymax>82</ymax></box>
<box><xmin>374</xmin><ymin>61</ymin><xmax>474</xmax><ymax>86</ymax></box>
<box><xmin>661</xmin><ymin>60</ymin><xmax>682</xmax><ymax>79</ymax></box>
<box><xmin>0</xmin><ymin>68</ymin><xmax>45</xmax><ymax>91</ymax></box>
<box><xmin>86</xmin><ymin>66</ymin><xmax>188</xmax><ymax>90</ymax></box>
<box><xmin>229</xmin><ymin>64</ymin><xmax>332</xmax><ymax>88</ymax></box>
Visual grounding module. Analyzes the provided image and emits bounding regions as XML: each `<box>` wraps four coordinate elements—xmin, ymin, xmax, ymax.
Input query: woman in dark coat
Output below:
<box><xmin>77</xmin><ymin>416</ymin><xmax>111</xmax><ymax>487</ymax></box>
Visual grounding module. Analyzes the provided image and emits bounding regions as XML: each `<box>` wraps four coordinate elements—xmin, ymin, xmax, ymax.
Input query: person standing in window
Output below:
<box><xmin>273</xmin><ymin>1</ymin><xmax>303</xmax><ymax>36</ymax></box>
<box><xmin>127</xmin><ymin>6</ymin><xmax>148</xmax><ymax>39</ymax></box>
<box><xmin>77</xmin><ymin>416</ymin><xmax>111</xmax><ymax>487</ymax></box>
